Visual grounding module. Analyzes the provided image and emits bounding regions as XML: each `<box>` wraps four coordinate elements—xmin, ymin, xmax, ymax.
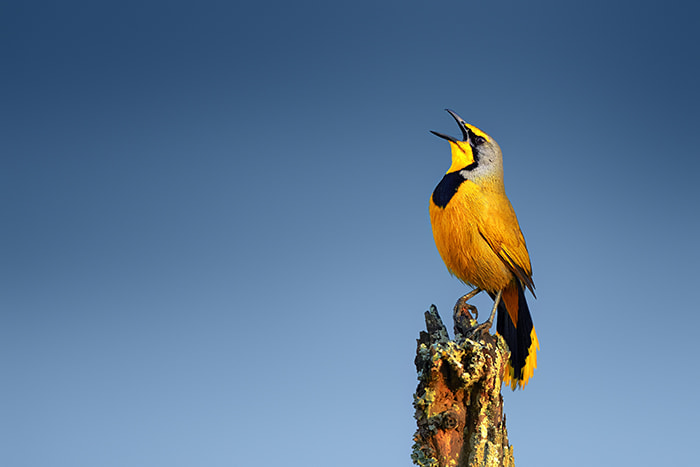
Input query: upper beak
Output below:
<box><xmin>430</xmin><ymin>109</ymin><xmax>471</xmax><ymax>143</ymax></box>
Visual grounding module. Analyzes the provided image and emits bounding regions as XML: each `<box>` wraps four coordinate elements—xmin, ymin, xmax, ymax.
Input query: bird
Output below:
<box><xmin>429</xmin><ymin>109</ymin><xmax>539</xmax><ymax>389</ymax></box>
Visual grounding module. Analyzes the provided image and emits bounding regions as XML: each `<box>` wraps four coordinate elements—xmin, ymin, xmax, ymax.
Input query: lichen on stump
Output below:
<box><xmin>412</xmin><ymin>303</ymin><xmax>515</xmax><ymax>467</ymax></box>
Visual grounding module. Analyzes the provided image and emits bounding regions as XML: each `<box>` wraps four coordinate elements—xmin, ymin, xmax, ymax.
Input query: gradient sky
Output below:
<box><xmin>2</xmin><ymin>1</ymin><xmax>699</xmax><ymax>466</ymax></box>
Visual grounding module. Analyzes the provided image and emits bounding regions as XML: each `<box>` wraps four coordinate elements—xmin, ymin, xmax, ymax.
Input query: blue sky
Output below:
<box><xmin>2</xmin><ymin>1</ymin><xmax>699</xmax><ymax>466</ymax></box>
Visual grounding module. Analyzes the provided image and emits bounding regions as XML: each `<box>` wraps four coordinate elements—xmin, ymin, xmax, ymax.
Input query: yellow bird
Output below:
<box><xmin>429</xmin><ymin>109</ymin><xmax>539</xmax><ymax>389</ymax></box>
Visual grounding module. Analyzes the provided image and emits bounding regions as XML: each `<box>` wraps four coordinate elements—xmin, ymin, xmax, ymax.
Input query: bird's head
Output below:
<box><xmin>431</xmin><ymin>109</ymin><xmax>503</xmax><ymax>179</ymax></box>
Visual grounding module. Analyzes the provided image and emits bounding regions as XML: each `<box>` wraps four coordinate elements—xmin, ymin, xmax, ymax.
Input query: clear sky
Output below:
<box><xmin>2</xmin><ymin>1</ymin><xmax>699</xmax><ymax>466</ymax></box>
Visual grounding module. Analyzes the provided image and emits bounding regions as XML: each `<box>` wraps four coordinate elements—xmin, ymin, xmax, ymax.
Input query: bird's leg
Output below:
<box><xmin>453</xmin><ymin>288</ymin><xmax>482</xmax><ymax>338</ymax></box>
<box><xmin>473</xmin><ymin>289</ymin><xmax>502</xmax><ymax>335</ymax></box>
<box><xmin>453</xmin><ymin>288</ymin><xmax>482</xmax><ymax>321</ymax></box>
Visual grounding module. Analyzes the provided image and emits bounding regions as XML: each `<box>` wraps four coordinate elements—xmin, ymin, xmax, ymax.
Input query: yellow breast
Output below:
<box><xmin>429</xmin><ymin>179</ymin><xmax>515</xmax><ymax>292</ymax></box>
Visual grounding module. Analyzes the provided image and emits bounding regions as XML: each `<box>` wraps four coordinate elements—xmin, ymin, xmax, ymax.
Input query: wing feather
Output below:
<box><xmin>477</xmin><ymin>195</ymin><xmax>535</xmax><ymax>296</ymax></box>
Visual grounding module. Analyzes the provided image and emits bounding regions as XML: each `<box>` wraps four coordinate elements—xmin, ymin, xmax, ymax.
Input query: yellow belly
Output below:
<box><xmin>429</xmin><ymin>184</ymin><xmax>513</xmax><ymax>292</ymax></box>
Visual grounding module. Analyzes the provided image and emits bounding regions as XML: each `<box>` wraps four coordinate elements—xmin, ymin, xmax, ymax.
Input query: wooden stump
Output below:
<box><xmin>411</xmin><ymin>304</ymin><xmax>515</xmax><ymax>467</ymax></box>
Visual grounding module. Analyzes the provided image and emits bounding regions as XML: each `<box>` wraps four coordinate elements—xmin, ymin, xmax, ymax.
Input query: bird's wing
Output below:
<box><xmin>478</xmin><ymin>196</ymin><xmax>535</xmax><ymax>296</ymax></box>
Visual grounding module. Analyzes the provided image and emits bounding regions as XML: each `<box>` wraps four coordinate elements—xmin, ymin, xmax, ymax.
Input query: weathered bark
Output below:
<box><xmin>411</xmin><ymin>302</ymin><xmax>515</xmax><ymax>467</ymax></box>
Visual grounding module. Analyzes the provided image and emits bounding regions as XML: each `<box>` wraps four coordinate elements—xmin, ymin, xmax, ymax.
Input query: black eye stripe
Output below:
<box><xmin>466</xmin><ymin>128</ymin><xmax>486</xmax><ymax>146</ymax></box>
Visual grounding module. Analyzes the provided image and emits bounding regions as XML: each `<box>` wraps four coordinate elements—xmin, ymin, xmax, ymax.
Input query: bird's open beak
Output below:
<box><xmin>430</xmin><ymin>109</ymin><xmax>471</xmax><ymax>143</ymax></box>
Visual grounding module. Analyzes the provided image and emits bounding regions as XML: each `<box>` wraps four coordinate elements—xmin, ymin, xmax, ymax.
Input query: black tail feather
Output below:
<box><xmin>491</xmin><ymin>282</ymin><xmax>535</xmax><ymax>385</ymax></box>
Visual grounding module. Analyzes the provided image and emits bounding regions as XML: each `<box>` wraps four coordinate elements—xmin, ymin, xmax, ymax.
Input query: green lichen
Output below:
<box><xmin>410</xmin><ymin>442</ymin><xmax>439</xmax><ymax>467</ymax></box>
<box><xmin>413</xmin><ymin>387</ymin><xmax>436</xmax><ymax>410</ymax></box>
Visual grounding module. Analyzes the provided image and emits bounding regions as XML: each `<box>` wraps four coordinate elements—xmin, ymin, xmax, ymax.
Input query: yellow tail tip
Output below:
<box><xmin>503</xmin><ymin>328</ymin><xmax>540</xmax><ymax>390</ymax></box>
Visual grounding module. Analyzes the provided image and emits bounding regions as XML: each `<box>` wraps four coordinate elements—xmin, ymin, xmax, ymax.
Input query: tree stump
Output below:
<box><xmin>411</xmin><ymin>303</ymin><xmax>515</xmax><ymax>467</ymax></box>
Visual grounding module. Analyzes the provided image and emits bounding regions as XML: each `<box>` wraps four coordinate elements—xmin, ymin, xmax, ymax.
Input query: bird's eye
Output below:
<box><xmin>473</xmin><ymin>136</ymin><xmax>486</xmax><ymax>145</ymax></box>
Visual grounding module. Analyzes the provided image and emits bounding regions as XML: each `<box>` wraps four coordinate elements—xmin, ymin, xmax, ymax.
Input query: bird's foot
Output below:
<box><xmin>453</xmin><ymin>288</ymin><xmax>481</xmax><ymax>336</ymax></box>
<box><xmin>471</xmin><ymin>289</ymin><xmax>502</xmax><ymax>337</ymax></box>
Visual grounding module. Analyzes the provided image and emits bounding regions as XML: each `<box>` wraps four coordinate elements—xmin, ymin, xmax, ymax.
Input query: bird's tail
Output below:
<box><xmin>494</xmin><ymin>280</ymin><xmax>539</xmax><ymax>390</ymax></box>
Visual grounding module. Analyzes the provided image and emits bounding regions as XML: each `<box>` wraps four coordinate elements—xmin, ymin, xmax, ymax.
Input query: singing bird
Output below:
<box><xmin>429</xmin><ymin>109</ymin><xmax>539</xmax><ymax>389</ymax></box>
